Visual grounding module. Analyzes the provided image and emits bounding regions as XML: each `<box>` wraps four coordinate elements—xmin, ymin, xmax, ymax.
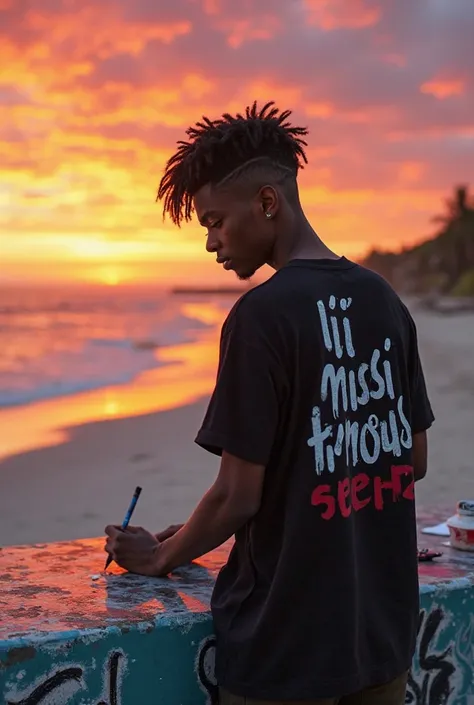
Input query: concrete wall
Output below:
<box><xmin>2</xmin><ymin>626</ymin><xmax>217</xmax><ymax>705</ymax></box>
<box><xmin>1</xmin><ymin>530</ymin><xmax>473</xmax><ymax>704</ymax></box>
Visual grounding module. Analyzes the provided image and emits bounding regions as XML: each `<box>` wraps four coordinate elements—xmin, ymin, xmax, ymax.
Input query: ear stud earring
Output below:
<box><xmin>265</xmin><ymin>212</ymin><xmax>272</xmax><ymax>219</ymax></box>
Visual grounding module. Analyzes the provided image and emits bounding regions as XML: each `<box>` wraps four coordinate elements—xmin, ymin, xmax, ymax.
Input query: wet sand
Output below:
<box><xmin>0</xmin><ymin>398</ymin><xmax>217</xmax><ymax>546</ymax></box>
<box><xmin>0</xmin><ymin>302</ymin><xmax>472</xmax><ymax>547</ymax></box>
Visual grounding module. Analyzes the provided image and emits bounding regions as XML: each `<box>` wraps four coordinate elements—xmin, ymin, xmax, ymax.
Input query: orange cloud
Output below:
<box><xmin>26</xmin><ymin>8</ymin><xmax>191</xmax><ymax>57</ymax></box>
<box><xmin>216</xmin><ymin>15</ymin><xmax>282</xmax><ymax>48</ymax></box>
<box><xmin>420</xmin><ymin>76</ymin><xmax>466</xmax><ymax>99</ymax></box>
<box><xmin>306</xmin><ymin>102</ymin><xmax>336</xmax><ymax>118</ymax></box>
<box><xmin>202</xmin><ymin>0</ymin><xmax>221</xmax><ymax>14</ymax></box>
<box><xmin>304</xmin><ymin>0</ymin><xmax>381</xmax><ymax>30</ymax></box>
<box><xmin>398</xmin><ymin>161</ymin><xmax>425</xmax><ymax>185</ymax></box>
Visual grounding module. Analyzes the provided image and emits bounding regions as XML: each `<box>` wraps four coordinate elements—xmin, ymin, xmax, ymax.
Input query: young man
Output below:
<box><xmin>105</xmin><ymin>102</ymin><xmax>434</xmax><ymax>704</ymax></box>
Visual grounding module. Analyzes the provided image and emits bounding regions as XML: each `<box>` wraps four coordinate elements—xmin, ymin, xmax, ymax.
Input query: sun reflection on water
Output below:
<box><xmin>0</xmin><ymin>299</ymin><xmax>230</xmax><ymax>461</ymax></box>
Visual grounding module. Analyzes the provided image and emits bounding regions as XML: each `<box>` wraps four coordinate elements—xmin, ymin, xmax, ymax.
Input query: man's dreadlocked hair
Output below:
<box><xmin>157</xmin><ymin>101</ymin><xmax>309</xmax><ymax>226</ymax></box>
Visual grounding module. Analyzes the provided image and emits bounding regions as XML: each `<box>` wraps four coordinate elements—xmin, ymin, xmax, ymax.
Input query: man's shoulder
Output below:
<box><xmin>351</xmin><ymin>264</ymin><xmax>412</xmax><ymax>312</ymax></box>
<box><xmin>224</xmin><ymin>275</ymin><xmax>283</xmax><ymax>327</ymax></box>
<box><xmin>350</xmin><ymin>262</ymin><xmax>399</xmax><ymax>294</ymax></box>
<box><xmin>350</xmin><ymin>266</ymin><xmax>417</xmax><ymax>342</ymax></box>
<box><xmin>224</xmin><ymin>263</ymin><xmax>409</xmax><ymax>328</ymax></box>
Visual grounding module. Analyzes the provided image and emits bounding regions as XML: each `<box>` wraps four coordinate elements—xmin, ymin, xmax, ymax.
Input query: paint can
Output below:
<box><xmin>446</xmin><ymin>500</ymin><xmax>474</xmax><ymax>551</ymax></box>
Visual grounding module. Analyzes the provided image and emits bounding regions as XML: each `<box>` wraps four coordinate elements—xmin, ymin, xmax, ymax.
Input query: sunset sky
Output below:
<box><xmin>1</xmin><ymin>0</ymin><xmax>473</xmax><ymax>287</ymax></box>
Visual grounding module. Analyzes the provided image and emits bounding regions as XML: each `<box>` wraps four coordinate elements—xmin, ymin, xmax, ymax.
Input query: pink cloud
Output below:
<box><xmin>213</xmin><ymin>14</ymin><xmax>282</xmax><ymax>48</ymax></box>
<box><xmin>421</xmin><ymin>76</ymin><xmax>466</xmax><ymax>100</ymax></box>
<box><xmin>304</xmin><ymin>0</ymin><xmax>381</xmax><ymax>30</ymax></box>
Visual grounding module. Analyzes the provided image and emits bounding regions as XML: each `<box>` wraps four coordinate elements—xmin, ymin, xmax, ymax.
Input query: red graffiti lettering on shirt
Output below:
<box><xmin>311</xmin><ymin>465</ymin><xmax>414</xmax><ymax>520</ymax></box>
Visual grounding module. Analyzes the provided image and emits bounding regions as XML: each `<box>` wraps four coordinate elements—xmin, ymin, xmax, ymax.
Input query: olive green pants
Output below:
<box><xmin>219</xmin><ymin>671</ymin><xmax>408</xmax><ymax>705</ymax></box>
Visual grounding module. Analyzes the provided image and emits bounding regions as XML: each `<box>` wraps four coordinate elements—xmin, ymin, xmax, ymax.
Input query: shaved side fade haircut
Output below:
<box><xmin>157</xmin><ymin>101</ymin><xmax>309</xmax><ymax>226</ymax></box>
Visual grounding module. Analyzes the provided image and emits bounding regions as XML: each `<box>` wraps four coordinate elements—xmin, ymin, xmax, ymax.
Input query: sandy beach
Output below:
<box><xmin>0</xmin><ymin>300</ymin><xmax>473</xmax><ymax>547</ymax></box>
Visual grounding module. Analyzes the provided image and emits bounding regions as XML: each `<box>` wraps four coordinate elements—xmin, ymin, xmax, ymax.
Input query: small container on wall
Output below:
<box><xmin>447</xmin><ymin>500</ymin><xmax>474</xmax><ymax>551</ymax></box>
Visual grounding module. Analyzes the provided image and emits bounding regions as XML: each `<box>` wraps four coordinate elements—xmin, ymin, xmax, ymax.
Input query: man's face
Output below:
<box><xmin>193</xmin><ymin>182</ymin><xmax>275</xmax><ymax>280</ymax></box>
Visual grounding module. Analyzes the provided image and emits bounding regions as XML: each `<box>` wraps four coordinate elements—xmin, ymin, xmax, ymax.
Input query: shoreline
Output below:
<box><xmin>0</xmin><ymin>300</ymin><xmax>225</xmax><ymax>462</ymax></box>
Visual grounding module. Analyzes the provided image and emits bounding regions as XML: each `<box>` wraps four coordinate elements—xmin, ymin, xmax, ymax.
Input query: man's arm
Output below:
<box><xmin>154</xmin><ymin>451</ymin><xmax>264</xmax><ymax>574</ymax></box>
<box><xmin>412</xmin><ymin>430</ymin><xmax>428</xmax><ymax>482</ymax></box>
<box><xmin>105</xmin><ymin>296</ymin><xmax>285</xmax><ymax>576</ymax></box>
<box><xmin>403</xmin><ymin>305</ymin><xmax>434</xmax><ymax>478</ymax></box>
<box><xmin>155</xmin><ymin>525</ymin><xmax>184</xmax><ymax>542</ymax></box>
<box><xmin>104</xmin><ymin>451</ymin><xmax>264</xmax><ymax>576</ymax></box>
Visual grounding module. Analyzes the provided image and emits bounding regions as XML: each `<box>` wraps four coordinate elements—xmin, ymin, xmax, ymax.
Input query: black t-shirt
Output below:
<box><xmin>195</xmin><ymin>257</ymin><xmax>435</xmax><ymax>700</ymax></box>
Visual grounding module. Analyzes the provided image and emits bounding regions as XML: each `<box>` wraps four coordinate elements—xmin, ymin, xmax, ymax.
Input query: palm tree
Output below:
<box><xmin>434</xmin><ymin>185</ymin><xmax>471</xmax><ymax>223</ymax></box>
<box><xmin>430</xmin><ymin>185</ymin><xmax>474</xmax><ymax>291</ymax></box>
<box><xmin>363</xmin><ymin>184</ymin><xmax>474</xmax><ymax>295</ymax></box>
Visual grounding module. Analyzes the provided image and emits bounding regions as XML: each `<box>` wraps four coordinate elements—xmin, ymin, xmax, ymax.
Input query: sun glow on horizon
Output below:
<box><xmin>100</xmin><ymin>268</ymin><xmax>121</xmax><ymax>286</ymax></box>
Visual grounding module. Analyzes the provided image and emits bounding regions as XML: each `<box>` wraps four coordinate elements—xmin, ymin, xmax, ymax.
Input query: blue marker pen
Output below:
<box><xmin>104</xmin><ymin>486</ymin><xmax>142</xmax><ymax>570</ymax></box>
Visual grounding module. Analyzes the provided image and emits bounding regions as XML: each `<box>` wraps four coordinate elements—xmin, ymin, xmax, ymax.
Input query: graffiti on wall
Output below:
<box><xmin>3</xmin><ymin>606</ymin><xmax>472</xmax><ymax>705</ymax></box>
<box><xmin>406</xmin><ymin>607</ymin><xmax>473</xmax><ymax>705</ymax></box>
<box><xmin>5</xmin><ymin>650</ymin><xmax>126</xmax><ymax>705</ymax></box>
<box><xmin>4</xmin><ymin>640</ymin><xmax>217</xmax><ymax>705</ymax></box>
<box><xmin>196</xmin><ymin>636</ymin><xmax>218</xmax><ymax>705</ymax></box>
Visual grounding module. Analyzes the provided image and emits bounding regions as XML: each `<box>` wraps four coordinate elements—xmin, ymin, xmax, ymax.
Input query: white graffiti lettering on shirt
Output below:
<box><xmin>307</xmin><ymin>296</ymin><xmax>412</xmax><ymax>475</ymax></box>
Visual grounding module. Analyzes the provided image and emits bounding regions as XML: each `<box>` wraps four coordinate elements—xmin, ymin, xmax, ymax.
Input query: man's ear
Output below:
<box><xmin>259</xmin><ymin>185</ymin><xmax>279</xmax><ymax>217</ymax></box>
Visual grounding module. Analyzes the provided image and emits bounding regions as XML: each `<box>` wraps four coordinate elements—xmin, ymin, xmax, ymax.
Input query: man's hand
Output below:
<box><xmin>104</xmin><ymin>525</ymin><xmax>163</xmax><ymax>576</ymax></box>
<box><xmin>104</xmin><ymin>451</ymin><xmax>264</xmax><ymax>576</ymax></box>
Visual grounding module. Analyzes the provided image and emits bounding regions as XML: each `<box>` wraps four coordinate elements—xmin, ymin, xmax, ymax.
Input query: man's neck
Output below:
<box><xmin>270</xmin><ymin>214</ymin><xmax>340</xmax><ymax>270</ymax></box>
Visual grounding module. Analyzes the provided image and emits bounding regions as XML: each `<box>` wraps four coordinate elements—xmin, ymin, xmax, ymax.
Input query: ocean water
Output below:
<box><xmin>0</xmin><ymin>286</ymin><xmax>232</xmax><ymax>408</ymax></box>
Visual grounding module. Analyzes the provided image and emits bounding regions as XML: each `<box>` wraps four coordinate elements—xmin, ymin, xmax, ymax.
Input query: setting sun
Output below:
<box><xmin>100</xmin><ymin>267</ymin><xmax>121</xmax><ymax>286</ymax></box>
